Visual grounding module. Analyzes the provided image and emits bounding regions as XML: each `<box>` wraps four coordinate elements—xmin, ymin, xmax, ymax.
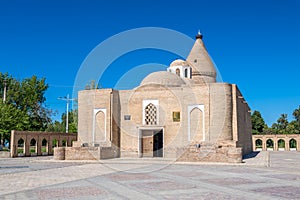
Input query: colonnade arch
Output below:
<box><xmin>255</xmin><ymin>139</ymin><xmax>262</xmax><ymax>149</ymax></box>
<box><xmin>17</xmin><ymin>138</ymin><xmax>25</xmax><ymax>154</ymax></box>
<box><xmin>278</xmin><ymin>139</ymin><xmax>285</xmax><ymax>150</ymax></box>
<box><xmin>30</xmin><ymin>138</ymin><xmax>37</xmax><ymax>155</ymax></box>
<box><xmin>289</xmin><ymin>139</ymin><xmax>297</xmax><ymax>149</ymax></box>
<box><xmin>41</xmin><ymin>138</ymin><xmax>48</xmax><ymax>154</ymax></box>
<box><xmin>253</xmin><ymin>135</ymin><xmax>300</xmax><ymax>151</ymax></box>
<box><xmin>11</xmin><ymin>131</ymin><xmax>77</xmax><ymax>157</ymax></box>
<box><xmin>266</xmin><ymin>139</ymin><xmax>274</xmax><ymax>150</ymax></box>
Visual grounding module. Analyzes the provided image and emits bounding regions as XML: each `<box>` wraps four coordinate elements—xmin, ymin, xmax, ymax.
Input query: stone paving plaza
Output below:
<box><xmin>0</xmin><ymin>151</ymin><xmax>300</xmax><ymax>199</ymax></box>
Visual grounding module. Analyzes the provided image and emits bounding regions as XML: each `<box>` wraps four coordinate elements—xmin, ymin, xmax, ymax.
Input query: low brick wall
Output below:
<box><xmin>100</xmin><ymin>146</ymin><xmax>119</xmax><ymax>159</ymax></box>
<box><xmin>53</xmin><ymin>147</ymin><xmax>65</xmax><ymax>160</ymax></box>
<box><xmin>0</xmin><ymin>151</ymin><xmax>10</xmax><ymax>158</ymax></box>
<box><xmin>11</xmin><ymin>130</ymin><xmax>77</xmax><ymax>157</ymax></box>
<box><xmin>252</xmin><ymin>135</ymin><xmax>300</xmax><ymax>151</ymax></box>
<box><xmin>52</xmin><ymin>146</ymin><xmax>120</xmax><ymax>160</ymax></box>
<box><xmin>65</xmin><ymin>147</ymin><xmax>100</xmax><ymax>160</ymax></box>
<box><xmin>177</xmin><ymin>143</ymin><xmax>242</xmax><ymax>163</ymax></box>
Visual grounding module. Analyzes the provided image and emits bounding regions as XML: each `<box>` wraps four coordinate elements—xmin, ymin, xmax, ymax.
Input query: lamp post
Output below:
<box><xmin>58</xmin><ymin>94</ymin><xmax>76</xmax><ymax>133</ymax></box>
<box><xmin>3</xmin><ymin>79</ymin><xmax>7</xmax><ymax>103</ymax></box>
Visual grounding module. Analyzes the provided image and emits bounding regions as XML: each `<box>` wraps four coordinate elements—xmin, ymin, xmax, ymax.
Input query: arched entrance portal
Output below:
<box><xmin>138</xmin><ymin>127</ymin><xmax>164</xmax><ymax>158</ymax></box>
<box><xmin>153</xmin><ymin>130</ymin><xmax>163</xmax><ymax>157</ymax></box>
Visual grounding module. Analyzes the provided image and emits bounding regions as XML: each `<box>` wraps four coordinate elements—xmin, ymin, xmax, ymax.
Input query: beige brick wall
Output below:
<box><xmin>65</xmin><ymin>147</ymin><xmax>99</xmax><ymax>160</ymax></box>
<box><xmin>232</xmin><ymin>85</ymin><xmax>253</xmax><ymax>155</ymax></box>
<box><xmin>76</xmin><ymin>81</ymin><xmax>252</xmax><ymax>160</ymax></box>
<box><xmin>78</xmin><ymin>89</ymin><xmax>112</xmax><ymax>145</ymax></box>
<box><xmin>209</xmin><ymin>83</ymin><xmax>233</xmax><ymax>142</ymax></box>
<box><xmin>11</xmin><ymin>131</ymin><xmax>77</xmax><ymax>158</ymax></box>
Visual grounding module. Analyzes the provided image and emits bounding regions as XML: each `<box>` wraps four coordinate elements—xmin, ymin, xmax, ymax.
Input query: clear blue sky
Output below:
<box><xmin>0</xmin><ymin>0</ymin><xmax>299</xmax><ymax>125</ymax></box>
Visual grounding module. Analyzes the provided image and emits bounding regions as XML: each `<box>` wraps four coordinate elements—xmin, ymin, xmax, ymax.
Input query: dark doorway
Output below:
<box><xmin>153</xmin><ymin>130</ymin><xmax>163</xmax><ymax>157</ymax></box>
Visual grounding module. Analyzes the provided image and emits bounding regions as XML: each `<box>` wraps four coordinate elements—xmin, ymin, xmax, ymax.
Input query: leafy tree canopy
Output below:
<box><xmin>252</xmin><ymin>105</ymin><xmax>300</xmax><ymax>135</ymax></box>
<box><xmin>46</xmin><ymin>110</ymin><xmax>78</xmax><ymax>133</ymax></box>
<box><xmin>0</xmin><ymin>72</ymin><xmax>51</xmax><ymax>145</ymax></box>
<box><xmin>251</xmin><ymin>111</ymin><xmax>266</xmax><ymax>134</ymax></box>
<box><xmin>293</xmin><ymin>105</ymin><xmax>300</xmax><ymax>122</ymax></box>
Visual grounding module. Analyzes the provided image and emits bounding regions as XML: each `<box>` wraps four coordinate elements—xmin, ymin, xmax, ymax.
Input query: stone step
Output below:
<box><xmin>201</xmin><ymin>149</ymin><xmax>216</xmax><ymax>153</ymax></box>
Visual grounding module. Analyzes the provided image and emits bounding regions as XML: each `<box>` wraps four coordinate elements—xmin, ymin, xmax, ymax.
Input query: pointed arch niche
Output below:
<box><xmin>188</xmin><ymin>105</ymin><xmax>205</xmax><ymax>142</ymax></box>
<box><xmin>92</xmin><ymin>108</ymin><xmax>107</xmax><ymax>145</ymax></box>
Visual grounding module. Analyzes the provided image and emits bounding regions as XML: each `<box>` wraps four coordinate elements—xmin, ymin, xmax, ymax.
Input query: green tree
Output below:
<box><xmin>278</xmin><ymin>114</ymin><xmax>289</xmax><ymax>134</ymax></box>
<box><xmin>270</xmin><ymin>123</ymin><xmax>279</xmax><ymax>134</ymax></box>
<box><xmin>46</xmin><ymin>110</ymin><xmax>78</xmax><ymax>133</ymax></box>
<box><xmin>85</xmin><ymin>80</ymin><xmax>100</xmax><ymax>90</ymax></box>
<box><xmin>0</xmin><ymin>102</ymin><xmax>29</xmax><ymax>145</ymax></box>
<box><xmin>66</xmin><ymin>109</ymin><xmax>78</xmax><ymax>133</ymax></box>
<box><xmin>251</xmin><ymin>111</ymin><xmax>266</xmax><ymax>134</ymax></box>
<box><xmin>263</xmin><ymin>124</ymin><xmax>275</xmax><ymax>134</ymax></box>
<box><xmin>45</xmin><ymin>121</ymin><xmax>65</xmax><ymax>132</ymax></box>
<box><xmin>5</xmin><ymin>75</ymin><xmax>51</xmax><ymax>130</ymax></box>
<box><xmin>286</xmin><ymin>121</ymin><xmax>299</xmax><ymax>134</ymax></box>
<box><xmin>0</xmin><ymin>73</ymin><xmax>51</xmax><ymax>146</ymax></box>
<box><xmin>292</xmin><ymin>105</ymin><xmax>300</xmax><ymax>131</ymax></box>
<box><xmin>61</xmin><ymin>110</ymin><xmax>78</xmax><ymax>133</ymax></box>
<box><xmin>272</xmin><ymin>114</ymin><xmax>289</xmax><ymax>134</ymax></box>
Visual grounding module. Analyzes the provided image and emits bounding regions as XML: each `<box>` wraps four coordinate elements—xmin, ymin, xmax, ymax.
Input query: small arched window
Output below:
<box><xmin>184</xmin><ymin>68</ymin><xmax>188</xmax><ymax>78</ymax></box>
<box><xmin>176</xmin><ymin>68</ymin><xmax>180</xmax><ymax>76</ymax></box>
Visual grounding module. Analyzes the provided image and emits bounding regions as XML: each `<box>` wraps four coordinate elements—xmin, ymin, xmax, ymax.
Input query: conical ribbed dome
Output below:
<box><xmin>186</xmin><ymin>32</ymin><xmax>216</xmax><ymax>83</ymax></box>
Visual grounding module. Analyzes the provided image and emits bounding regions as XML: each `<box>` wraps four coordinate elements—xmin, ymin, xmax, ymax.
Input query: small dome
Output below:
<box><xmin>140</xmin><ymin>71</ymin><xmax>185</xmax><ymax>87</ymax></box>
<box><xmin>170</xmin><ymin>59</ymin><xmax>189</xmax><ymax>67</ymax></box>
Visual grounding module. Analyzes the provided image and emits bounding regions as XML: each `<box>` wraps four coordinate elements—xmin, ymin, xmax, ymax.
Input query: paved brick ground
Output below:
<box><xmin>0</xmin><ymin>151</ymin><xmax>300</xmax><ymax>199</ymax></box>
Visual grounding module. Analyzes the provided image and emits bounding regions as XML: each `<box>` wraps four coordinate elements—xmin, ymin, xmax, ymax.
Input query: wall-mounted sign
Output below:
<box><xmin>124</xmin><ymin>115</ymin><xmax>131</xmax><ymax>120</ymax></box>
<box><xmin>173</xmin><ymin>112</ymin><xmax>180</xmax><ymax>122</ymax></box>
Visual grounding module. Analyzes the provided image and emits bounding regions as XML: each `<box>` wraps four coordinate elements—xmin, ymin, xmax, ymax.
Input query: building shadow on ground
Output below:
<box><xmin>242</xmin><ymin>151</ymin><xmax>260</xmax><ymax>160</ymax></box>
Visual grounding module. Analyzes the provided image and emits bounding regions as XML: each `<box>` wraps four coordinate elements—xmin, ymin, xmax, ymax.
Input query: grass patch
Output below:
<box><xmin>1</xmin><ymin>147</ymin><xmax>10</xmax><ymax>152</ymax></box>
<box><xmin>17</xmin><ymin>148</ymin><xmax>24</xmax><ymax>154</ymax></box>
<box><xmin>41</xmin><ymin>147</ymin><xmax>47</xmax><ymax>153</ymax></box>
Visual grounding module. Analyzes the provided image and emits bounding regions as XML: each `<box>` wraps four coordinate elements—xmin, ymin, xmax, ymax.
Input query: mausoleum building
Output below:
<box><xmin>64</xmin><ymin>32</ymin><xmax>252</xmax><ymax>163</ymax></box>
